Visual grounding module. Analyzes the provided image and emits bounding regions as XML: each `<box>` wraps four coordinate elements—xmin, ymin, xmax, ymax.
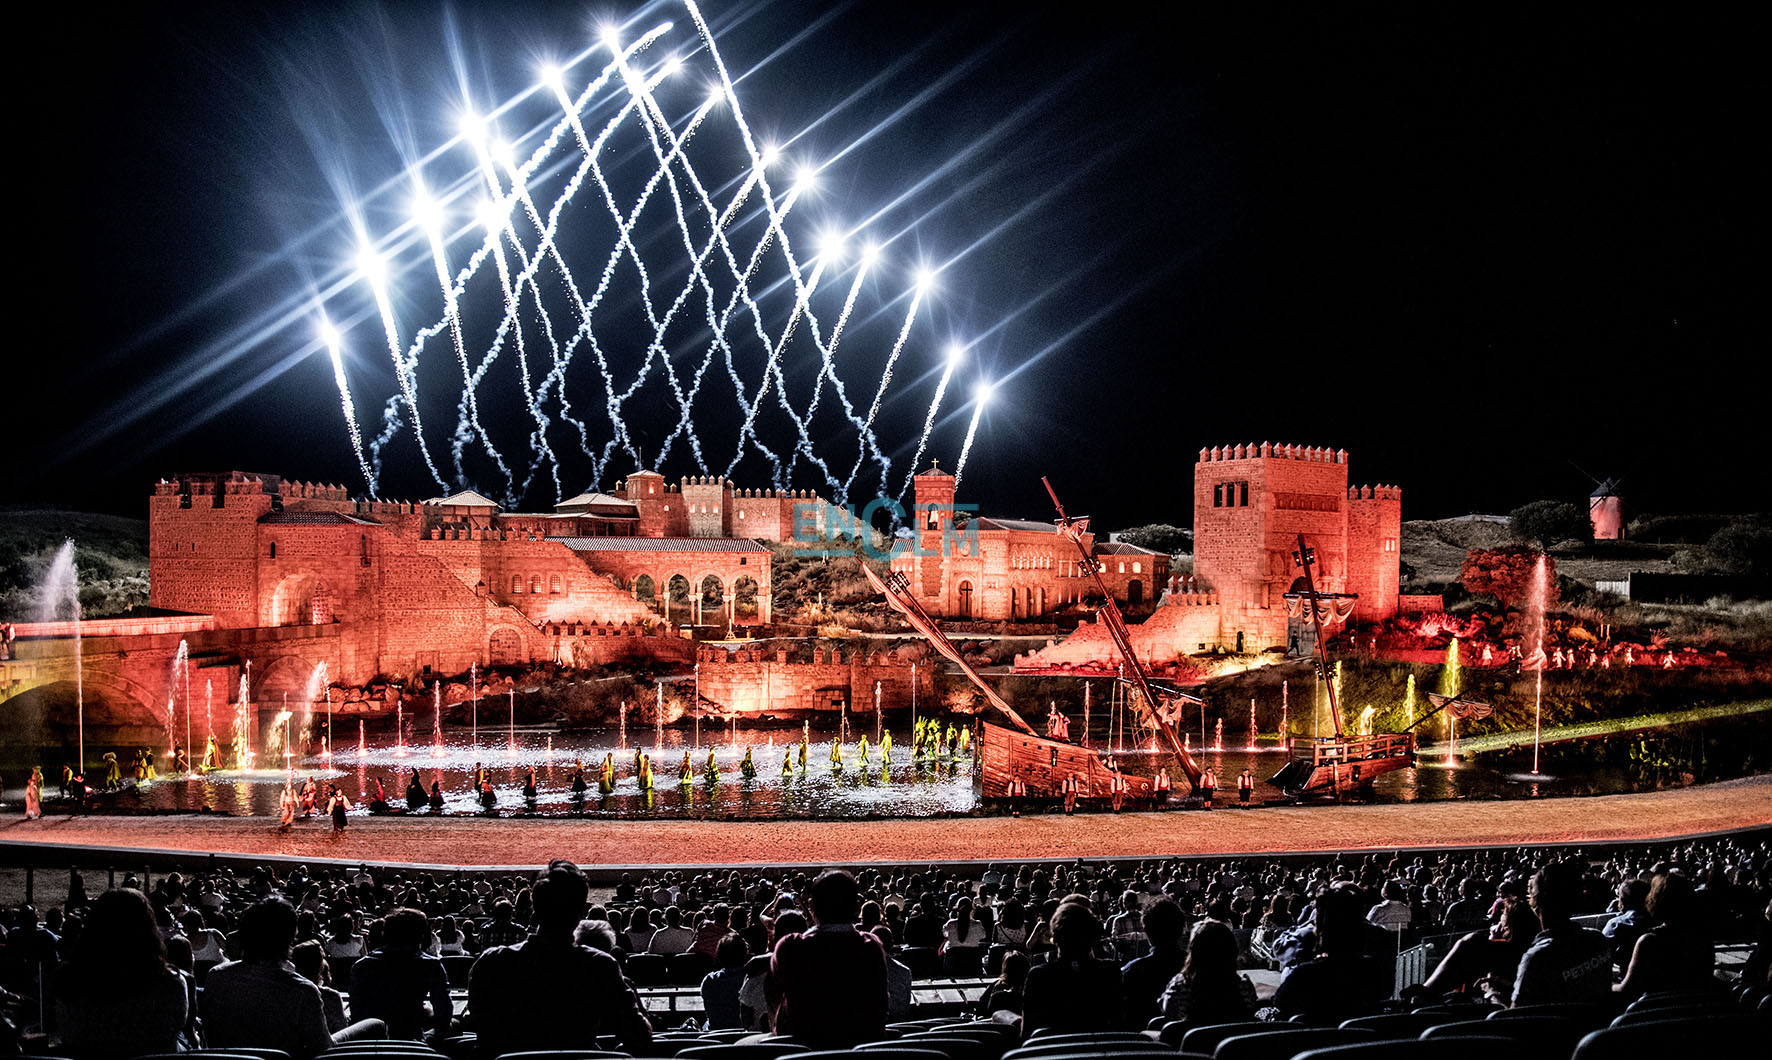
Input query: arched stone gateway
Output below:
<box><xmin>488</xmin><ymin>627</ymin><xmax>524</xmax><ymax>666</ymax></box>
<box><xmin>267</xmin><ymin>572</ymin><xmax>339</xmax><ymax>627</ymax></box>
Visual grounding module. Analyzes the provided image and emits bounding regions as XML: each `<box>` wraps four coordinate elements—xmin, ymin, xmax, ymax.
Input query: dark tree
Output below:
<box><xmin>1701</xmin><ymin>520</ymin><xmax>1772</xmax><ymax>576</ymax></box>
<box><xmin>1509</xmin><ymin>500</ymin><xmax>1590</xmax><ymax>547</ymax></box>
<box><xmin>1461</xmin><ymin>545</ymin><xmax>1556</xmax><ymax>609</ymax></box>
<box><xmin>1117</xmin><ymin>524</ymin><xmax>1192</xmax><ymax>555</ymax></box>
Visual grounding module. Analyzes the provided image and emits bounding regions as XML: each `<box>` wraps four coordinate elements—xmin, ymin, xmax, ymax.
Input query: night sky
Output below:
<box><xmin>18</xmin><ymin>1</ymin><xmax>1760</xmax><ymax>531</ymax></box>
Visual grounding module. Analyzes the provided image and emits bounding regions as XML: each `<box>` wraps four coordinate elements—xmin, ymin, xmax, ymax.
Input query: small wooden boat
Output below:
<box><xmin>1269</xmin><ymin>732</ymin><xmax>1415</xmax><ymax>797</ymax></box>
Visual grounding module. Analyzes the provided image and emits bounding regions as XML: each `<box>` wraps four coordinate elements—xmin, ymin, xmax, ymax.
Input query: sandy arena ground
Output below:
<box><xmin>4</xmin><ymin>775</ymin><xmax>1769</xmax><ymax>871</ymax></box>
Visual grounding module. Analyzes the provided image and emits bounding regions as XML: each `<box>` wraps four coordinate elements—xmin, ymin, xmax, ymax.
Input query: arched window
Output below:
<box><xmin>530</xmin><ymin>576</ymin><xmax>543</xmax><ymax>594</ymax></box>
<box><xmin>957</xmin><ymin>581</ymin><xmax>973</xmax><ymax>618</ymax></box>
<box><xmin>512</xmin><ymin>575</ymin><xmax>524</xmax><ymax>594</ymax></box>
<box><xmin>549</xmin><ymin>574</ymin><xmax>563</xmax><ymax>594</ymax></box>
<box><xmin>1132</xmin><ymin>561</ymin><xmax>1142</xmax><ymax>574</ymax></box>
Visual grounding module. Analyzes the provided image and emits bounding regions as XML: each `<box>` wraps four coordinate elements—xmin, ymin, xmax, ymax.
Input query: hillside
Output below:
<box><xmin>1402</xmin><ymin>516</ymin><xmax>1678</xmax><ymax>589</ymax></box>
<box><xmin>0</xmin><ymin>508</ymin><xmax>150</xmax><ymax>620</ymax></box>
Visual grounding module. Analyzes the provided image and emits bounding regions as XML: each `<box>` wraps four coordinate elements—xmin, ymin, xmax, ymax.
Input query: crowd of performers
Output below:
<box><xmin>252</xmin><ymin>715</ymin><xmax>982</xmax><ymax>825</ymax></box>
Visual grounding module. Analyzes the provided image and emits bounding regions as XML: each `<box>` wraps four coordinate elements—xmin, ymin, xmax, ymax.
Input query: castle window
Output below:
<box><xmin>1132</xmin><ymin>561</ymin><xmax>1141</xmax><ymax>574</ymax></box>
<box><xmin>531</xmin><ymin>576</ymin><xmax>543</xmax><ymax>594</ymax></box>
<box><xmin>1119</xmin><ymin>562</ymin><xmax>1127</xmax><ymax>574</ymax></box>
<box><xmin>738</xmin><ymin>510</ymin><xmax>745</xmax><ymax>520</ymax></box>
<box><xmin>1239</xmin><ymin>482</ymin><xmax>1250</xmax><ymax>506</ymax></box>
<box><xmin>1213</xmin><ymin>484</ymin><xmax>1224</xmax><ymax>507</ymax></box>
<box><xmin>269</xmin><ymin>541</ymin><xmax>277</xmax><ymax>559</ymax></box>
<box><xmin>512</xmin><ymin>576</ymin><xmax>524</xmax><ymax>594</ymax></box>
<box><xmin>550</xmin><ymin>575</ymin><xmax>563</xmax><ymax>594</ymax></box>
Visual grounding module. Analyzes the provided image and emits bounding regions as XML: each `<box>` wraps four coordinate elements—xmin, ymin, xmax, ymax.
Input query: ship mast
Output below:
<box><xmin>1043</xmin><ymin>477</ymin><xmax>1203</xmax><ymax>790</ymax></box>
<box><xmin>1292</xmin><ymin>532</ymin><xmax>1344</xmax><ymax>737</ymax></box>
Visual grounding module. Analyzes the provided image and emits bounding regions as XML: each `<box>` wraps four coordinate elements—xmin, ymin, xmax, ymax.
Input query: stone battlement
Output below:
<box><xmin>1196</xmin><ymin>442</ymin><xmax>1348</xmax><ymax>464</ymax></box>
<box><xmin>1348</xmin><ymin>484</ymin><xmax>1403</xmax><ymax>500</ymax></box>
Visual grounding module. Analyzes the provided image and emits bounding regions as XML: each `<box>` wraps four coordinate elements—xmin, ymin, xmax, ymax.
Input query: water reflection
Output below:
<box><xmin>14</xmin><ymin>712</ymin><xmax>1767</xmax><ymax>819</ymax></box>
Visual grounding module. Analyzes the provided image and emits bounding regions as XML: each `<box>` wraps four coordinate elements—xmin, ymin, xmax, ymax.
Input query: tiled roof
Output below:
<box><xmin>1095</xmin><ymin>541</ymin><xmax>1163</xmax><ymax>555</ymax></box>
<box><xmin>260</xmin><ymin>510</ymin><xmax>378</xmax><ymax>526</ymax></box>
<box><xmin>556</xmin><ymin>491</ymin><xmax>636</xmax><ymax>510</ymax></box>
<box><xmin>552</xmin><ymin>536</ymin><xmax>771</xmax><ymax>553</ymax></box>
<box><xmin>423</xmin><ymin>489</ymin><xmax>500</xmax><ymax>508</ymax></box>
<box><xmin>974</xmin><ymin>517</ymin><xmax>1058</xmax><ymax>534</ymax></box>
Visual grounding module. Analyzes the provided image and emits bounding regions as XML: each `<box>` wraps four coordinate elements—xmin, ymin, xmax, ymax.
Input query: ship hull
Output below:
<box><xmin>979</xmin><ymin>719</ymin><xmax>1153</xmax><ymax>799</ymax></box>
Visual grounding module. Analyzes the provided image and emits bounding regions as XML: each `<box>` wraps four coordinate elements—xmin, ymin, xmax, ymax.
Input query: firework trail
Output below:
<box><xmin>953</xmin><ymin>383</ymin><xmax>991</xmax><ymax>492</ymax></box>
<box><xmin>415</xmin><ymin>184</ymin><xmax>514</xmax><ymax>499</ymax></box>
<box><xmin>319</xmin><ymin>321</ymin><xmax>375</xmax><ymax>495</ymax></box>
<box><xmin>846</xmin><ymin>285</ymin><xmax>925</xmax><ymax>499</ymax></box>
<box><xmin>359</xmin><ymin>246</ymin><xmax>447</xmax><ymax>492</ymax></box>
<box><xmin>900</xmin><ymin>342</ymin><xmax>963</xmax><ymax>500</ymax></box>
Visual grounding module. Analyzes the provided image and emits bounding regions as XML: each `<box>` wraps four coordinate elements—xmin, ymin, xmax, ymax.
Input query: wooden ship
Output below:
<box><xmin>1267</xmin><ymin>533</ymin><xmax>1417</xmax><ymax>797</ymax></box>
<box><xmin>865</xmin><ymin>478</ymin><xmax>1204</xmax><ymax>804</ymax></box>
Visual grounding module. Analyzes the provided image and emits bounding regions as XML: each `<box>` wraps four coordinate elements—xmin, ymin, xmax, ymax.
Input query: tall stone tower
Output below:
<box><xmin>1193</xmin><ymin>443</ymin><xmax>1351</xmax><ymax>651</ymax></box>
<box><xmin>680</xmin><ymin>476</ymin><xmax>728</xmax><ymax>538</ymax></box>
<box><xmin>912</xmin><ymin>462</ymin><xmax>958</xmax><ymax>606</ymax></box>
<box><xmin>148</xmin><ymin>472</ymin><xmax>279</xmax><ymax>628</ymax></box>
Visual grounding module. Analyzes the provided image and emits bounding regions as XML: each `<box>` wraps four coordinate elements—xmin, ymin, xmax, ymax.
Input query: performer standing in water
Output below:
<box><xmin>278</xmin><ymin>777</ymin><xmax>296</xmax><ymax>831</ymax></box>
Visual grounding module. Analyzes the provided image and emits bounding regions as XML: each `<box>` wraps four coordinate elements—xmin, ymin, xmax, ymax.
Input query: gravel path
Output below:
<box><xmin>4</xmin><ymin>775</ymin><xmax>1768</xmax><ymax>871</ymax></box>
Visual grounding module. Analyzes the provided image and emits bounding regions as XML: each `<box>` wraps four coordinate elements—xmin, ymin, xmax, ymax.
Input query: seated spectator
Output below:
<box><xmin>283</xmin><ymin>940</ymin><xmax>346</xmax><ymax>1034</ymax></box>
<box><xmin>647</xmin><ymin>905</ymin><xmax>694</xmax><ymax>954</ymax></box>
<box><xmin>1511</xmin><ymin>860</ymin><xmax>1613</xmax><ymax>1006</ymax></box>
<box><xmin>700</xmin><ymin>932</ymin><xmax>749</xmax><ymax>1029</ymax></box>
<box><xmin>480</xmin><ymin>900</ymin><xmax>528</xmax><ymax>948</ymax></box>
<box><xmin>873</xmin><ymin>925</ymin><xmax>914</xmax><ymax>1019</ymax></box>
<box><xmin>51</xmin><ymin>889</ymin><xmax>189</xmax><ymax>1060</ymax></box>
<box><xmin>905</xmin><ymin>900</ymin><xmax>944</xmax><ymax>949</ymax></box>
<box><xmin>205</xmin><ymin>897</ymin><xmax>385</xmax><ymax>1057</ymax></box>
<box><xmin>1616</xmin><ymin>871</ymin><xmax>1714</xmax><ymax>998</ymax></box>
<box><xmin>1366</xmin><ymin>880</ymin><xmax>1412</xmax><ymax>938</ymax></box>
<box><xmin>1272</xmin><ymin>886</ymin><xmax>1388</xmax><ymax>1024</ymax></box>
<box><xmin>467</xmin><ymin>861</ymin><xmax>651</xmax><ymax>1058</ymax></box>
<box><xmin>738</xmin><ymin>909</ymin><xmax>805</xmax><ymax>1031</ymax></box>
<box><xmin>978</xmin><ymin>951</ymin><xmax>1030</xmax><ymax>1017</ymax></box>
<box><xmin>1157</xmin><ymin>919</ymin><xmax>1257</xmax><ymax>1025</ymax></box>
<box><xmin>1021</xmin><ymin>900</ymin><xmax>1122</xmax><ymax>1037</ymax></box>
<box><xmin>436</xmin><ymin>915</ymin><xmax>467</xmax><ymax>956</ymax></box>
<box><xmin>350</xmin><ymin>907</ymin><xmax>453</xmax><ymax>1040</ymax></box>
<box><xmin>691</xmin><ymin>903</ymin><xmax>731</xmax><ymax>957</ymax></box>
<box><xmin>182</xmin><ymin>909</ymin><xmax>228</xmax><ymax>968</ymax></box>
<box><xmin>1740</xmin><ymin>897</ymin><xmax>1772</xmax><ymax>987</ymax></box>
<box><xmin>770</xmin><ymin>869</ymin><xmax>888</xmax><ymax>1047</ymax></box>
<box><xmin>627</xmin><ymin>907</ymin><xmax>659</xmax><ymax>952</ymax></box>
<box><xmin>991</xmin><ymin>898</ymin><xmax>1030</xmax><ymax>953</ymax></box>
<box><xmin>1443</xmin><ymin>877</ymin><xmax>1492</xmax><ymax>934</ymax></box>
<box><xmin>1603</xmin><ymin>878</ymin><xmax>1652</xmax><ymax>969</ymax></box>
<box><xmin>323</xmin><ymin>913</ymin><xmax>364</xmax><ymax>959</ymax></box>
<box><xmin>573</xmin><ymin>918</ymin><xmax>620</xmax><ymax>955</ymax></box>
<box><xmin>1416</xmin><ymin>896</ymin><xmax>1537</xmax><ymax>999</ymax></box>
<box><xmin>1121</xmin><ymin>898</ymin><xmax>1187</xmax><ymax>1026</ymax></box>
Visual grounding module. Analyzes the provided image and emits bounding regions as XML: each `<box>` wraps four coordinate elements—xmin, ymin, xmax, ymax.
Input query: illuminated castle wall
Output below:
<box><xmin>1016</xmin><ymin>443</ymin><xmax>1402</xmax><ymax>669</ymax></box>
<box><xmin>890</xmin><ymin>464</ymin><xmax>1170</xmax><ymax>622</ymax></box>
<box><xmin>147</xmin><ymin>471</ymin><xmax>799</xmax><ymax>685</ymax></box>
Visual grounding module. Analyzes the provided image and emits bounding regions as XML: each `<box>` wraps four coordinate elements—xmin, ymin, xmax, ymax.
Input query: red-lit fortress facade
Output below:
<box><xmin>146</xmin><ymin>471</ymin><xmax>836</xmax><ymax>686</ymax></box>
<box><xmin>887</xmin><ymin>464</ymin><xmax>1171</xmax><ymax>622</ymax></box>
<box><xmin>1016</xmin><ymin>443</ymin><xmax>1402</xmax><ymax>669</ymax></box>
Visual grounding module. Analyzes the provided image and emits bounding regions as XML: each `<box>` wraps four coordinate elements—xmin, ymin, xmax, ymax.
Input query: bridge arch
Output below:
<box><xmin>0</xmin><ymin>667</ymin><xmax>167</xmax><ymax>761</ymax></box>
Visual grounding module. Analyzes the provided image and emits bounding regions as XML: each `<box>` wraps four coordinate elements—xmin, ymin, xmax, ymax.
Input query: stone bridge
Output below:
<box><xmin>1</xmin><ymin>614</ymin><xmax>342</xmax><ymax>766</ymax></box>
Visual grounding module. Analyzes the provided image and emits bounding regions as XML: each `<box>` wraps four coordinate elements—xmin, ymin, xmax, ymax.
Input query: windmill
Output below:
<box><xmin>1572</xmin><ymin>463</ymin><xmax>1624</xmax><ymax>541</ymax></box>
